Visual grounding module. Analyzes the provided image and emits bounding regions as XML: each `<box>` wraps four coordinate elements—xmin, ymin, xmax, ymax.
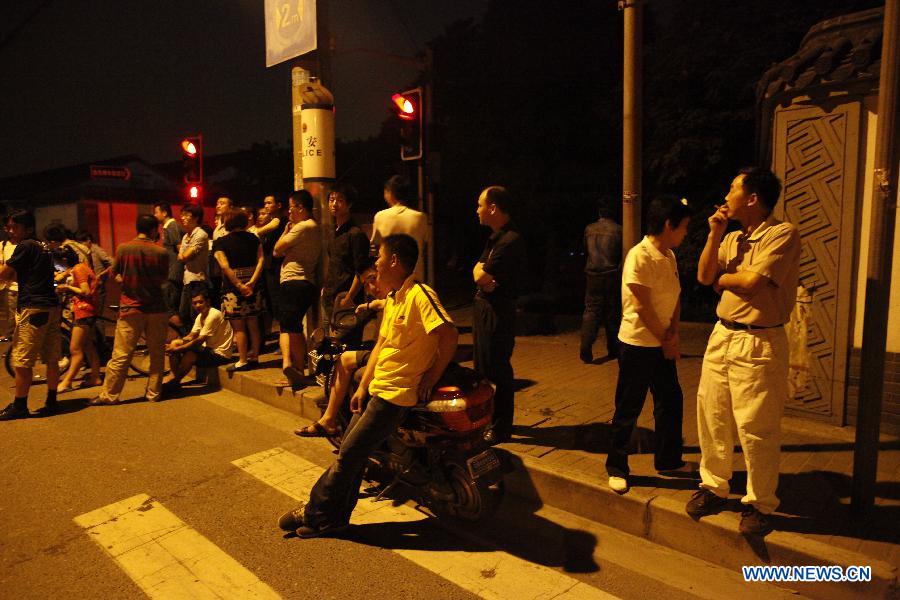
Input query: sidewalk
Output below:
<box><xmin>212</xmin><ymin>309</ymin><xmax>898</xmax><ymax>598</ymax></box>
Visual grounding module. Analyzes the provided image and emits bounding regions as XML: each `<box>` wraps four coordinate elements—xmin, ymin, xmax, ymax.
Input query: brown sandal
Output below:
<box><xmin>294</xmin><ymin>422</ymin><xmax>339</xmax><ymax>438</ymax></box>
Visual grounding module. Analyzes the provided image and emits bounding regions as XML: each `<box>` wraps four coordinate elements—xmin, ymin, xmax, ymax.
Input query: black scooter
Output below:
<box><xmin>308</xmin><ymin>313</ymin><xmax>504</xmax><ymax>521</ymax></box>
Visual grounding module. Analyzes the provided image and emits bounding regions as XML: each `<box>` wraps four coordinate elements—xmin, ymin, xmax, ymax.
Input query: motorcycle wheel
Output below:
<box><xmin>443</xmin><ymin>463</ymin><xmax>502</xmax><ymax>522</ymax></box>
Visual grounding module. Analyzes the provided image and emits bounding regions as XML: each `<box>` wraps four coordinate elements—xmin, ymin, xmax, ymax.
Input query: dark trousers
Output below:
<box><xmin>473</xmin><ymin>295</ymin><xmax>516</xmax><ymax>435</ymax></box>
<box><xmin>263</xmin><ymin>269</ymin><xmax>280</xmax><ymax>319</ymax></box>
<box><xmin>605</xmin><ymin>342</ymin><xmax>684</xmax><ymax>477</ymax></box>
<box><xmin>162</xmin><ymin>280</ymin><xmax>182</xmax><ymax>318</ymax></box>
<box><xmin>580</xmin><ymin>273</ymin><xmax>620</xmax><ymax>358</ymax></box>
<box><xmin>178</xmin><ymin>280</ymin><xmax>209</xmax><ymax>333</ymax></box>
<box><xmin>304</xmin><ymin>397</ymin><xmax>408</xmax><ymax>529</ymax></box>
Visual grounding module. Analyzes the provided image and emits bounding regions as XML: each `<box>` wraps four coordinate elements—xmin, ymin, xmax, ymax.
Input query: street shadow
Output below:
<box><xmin>770</xmin><ymin>471</ymin><xmax>900</xmax><ymax>545</ymax></box>
<box><xmin>587</xmin><ymin>355</ymin><xmax>617</xmax><ymax>365</ymax></box>
<box><xmin>339</xmin><ymin>453</ymin><xmax>599</xmax><ymax>574</ymax></box>
<box><xmin>627</xmin><ymin>474</ymin><xmax>699</xmax><ymax>491</ymax></box>
<box><xmin>32</xmin><ymin>397</ymin><xmax>88</xmax><ymax>417</ymax></box>
<box><xmin>511</xmin><ymin>421</ymin><xmax>656</xmax><ymax>457</ymax></box>
<box><xmin>157</xmin><ymin>381</ymin><xmax>215</xmax><ymax>400</ymax></box>
<box><xmin>478</xmin><ymin>451</ymin><xmax>599</xmax><ymax>573</ymax></box>
<box><xmin>513</xmin><ymin>378</ymin><xmax>536</xmax><ymax>392</ymax></box>
<box><xmin>255</xmin><ymin>357</ymin><xmax>282</xmax><ymax>369</ymax></box>
<box><xmin>342</xmin><ymin>519</ymin><xmax>487</xmax><ymax>553</ymax></box>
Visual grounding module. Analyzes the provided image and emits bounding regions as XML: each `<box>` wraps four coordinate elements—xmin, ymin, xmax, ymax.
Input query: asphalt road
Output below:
<box><xmin>0</xmin><ymin>369</ymin><xmax>788</xmax><ymax>600</ymax></box>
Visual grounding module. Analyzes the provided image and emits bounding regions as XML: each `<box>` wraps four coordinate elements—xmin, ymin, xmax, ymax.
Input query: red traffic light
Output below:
<box><xmin>392</xmin><ymin>88</ymin><xmax>423</xmax><ymax>161</ymax></box>
<box><xmin>181</xmin><ymin>135</ymin><xmax>203</xmax><ymax>184</ymax></box>
<box><xmin>181</xmin><ymin>139</ymin><xmax>198</xmax><ymax>156</ymax></box>
<box><xmin>189</xmin><ymin>185</ymin><xmax>201</xmax><ymax>199</ymax></box>
<box><xmin>391</xmin><ymin>93</ymin><xmax>418</xmax><ymax>121</ymax></box>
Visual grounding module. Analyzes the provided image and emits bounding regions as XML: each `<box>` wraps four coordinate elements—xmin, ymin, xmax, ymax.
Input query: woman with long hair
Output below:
<box><xmin>54</xmin><ymin>247</ymin><xmax>102</xmax><ymax>392</ymax></box>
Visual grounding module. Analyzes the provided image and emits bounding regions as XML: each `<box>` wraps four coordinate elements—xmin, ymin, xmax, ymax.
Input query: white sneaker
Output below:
<box><xmin>608</xmin><ymin>476</ymin><xmax>629</xmax><ymax>494</ymax></box>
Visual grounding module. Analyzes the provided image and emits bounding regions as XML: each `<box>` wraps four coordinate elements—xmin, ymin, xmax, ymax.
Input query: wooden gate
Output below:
<box><xmin>772</xmin><ymin>102</ymin><xmax>862</xmax><ymax>424</ymax></box>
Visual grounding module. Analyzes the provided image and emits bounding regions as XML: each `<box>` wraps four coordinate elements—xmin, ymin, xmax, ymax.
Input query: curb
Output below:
<box><xmin>212</xmin><ymin>363</ymin><xmax>897</xmax><ymax>600</ymax></box>
<box><xmin>503</xmin><ymin>453</ymin><xmax>896</xmax><ymax>600</ymax></box>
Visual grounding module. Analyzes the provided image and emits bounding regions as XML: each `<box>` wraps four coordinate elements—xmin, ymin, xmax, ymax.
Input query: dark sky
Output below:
<box><xmin>0</xmin><ymin>0</ymin><xmax>487</xmax><ymax>178</ymax></box>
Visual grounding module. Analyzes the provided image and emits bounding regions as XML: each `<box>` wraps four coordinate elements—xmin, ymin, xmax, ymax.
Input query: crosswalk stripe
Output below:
<box><xmin>74</xmin><ymin>493</ymin><xmax>281</xmax><ymax>600</ymax></box>
<box><xmin>233</xmin><ymin>447</ymin><xmax>619</xmax><ymax>600</ymax></box>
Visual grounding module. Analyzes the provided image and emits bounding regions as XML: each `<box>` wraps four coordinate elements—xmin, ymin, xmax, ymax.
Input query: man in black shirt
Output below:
<box><xmin>153</xmin><ymin>202</ymin><xmax>185</xmax><ymax>326</ymax></box>
<box><xmin>324</xmin><ymin>183</ymin><xmax>370</xmax><ymax>334</ymax></box>
<box><xmin>0</xmin><ymin>210</ymin><xmax>62</xmax><ymax>420</ymax></box>
<box><xmin>472</xmin><ymin>186</ymin><xmax>526</xmax><ymax>444</ymax></box>
<box><xmin>256</xmin><ymin>195</ymin><xmax>286</xmax><ymax>336</ymax></box>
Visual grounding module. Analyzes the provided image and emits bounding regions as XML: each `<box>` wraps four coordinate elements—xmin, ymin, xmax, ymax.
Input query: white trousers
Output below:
<box><xmin>697</xmin><ymin>322</ymin><xmax>788</xmax><ymax>514</ymax></box>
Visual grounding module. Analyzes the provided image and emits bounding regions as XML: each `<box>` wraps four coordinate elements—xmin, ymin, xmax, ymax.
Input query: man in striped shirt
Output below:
<box><xmin>91</xmin><ymin>214</ymin><xmax>169</xmax><ymax>405</ymax></box>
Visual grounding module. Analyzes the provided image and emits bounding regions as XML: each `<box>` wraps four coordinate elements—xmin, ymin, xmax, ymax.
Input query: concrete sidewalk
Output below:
<box><xmin>211</xmin><ymin>310</ymin><xmax>898</xmax><ymax>598</ymax></box>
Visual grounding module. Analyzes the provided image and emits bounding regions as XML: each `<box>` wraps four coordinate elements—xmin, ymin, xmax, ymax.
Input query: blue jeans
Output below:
<box><xmin>304</xmin><ymin>396</ymin><xmax>409</xmax><ymax>529</ymax></box>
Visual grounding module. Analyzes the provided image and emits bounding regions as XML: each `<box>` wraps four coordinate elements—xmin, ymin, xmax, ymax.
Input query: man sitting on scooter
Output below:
<box><xmin>294</xmin><ymin>259</ymin><xmax>383</xmax><ymax>438</ymax></box>
<box><xmin>278</xmin><ymin>233</ymin><xmax>458</xmax><ymax>538</ymax></box>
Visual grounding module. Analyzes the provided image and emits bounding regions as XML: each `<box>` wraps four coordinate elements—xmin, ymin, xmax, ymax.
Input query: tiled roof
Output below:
<box><xmin>758</xmin><ymin>7</ymin><xmax>883</xmax><ymax>103</ymax></box>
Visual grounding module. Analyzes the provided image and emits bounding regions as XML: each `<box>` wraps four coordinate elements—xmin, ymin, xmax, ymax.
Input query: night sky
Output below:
<box><xmin>0</xmin><ymin>0</ymin><xmax>487</xmax><ymax>178</ymax></box>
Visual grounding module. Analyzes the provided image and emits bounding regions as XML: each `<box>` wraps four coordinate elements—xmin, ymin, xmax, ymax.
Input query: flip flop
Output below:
<box><xmin>294</xmin><ymin>422</ymin><xmax>339</xmax><ymax>438</ymax></box>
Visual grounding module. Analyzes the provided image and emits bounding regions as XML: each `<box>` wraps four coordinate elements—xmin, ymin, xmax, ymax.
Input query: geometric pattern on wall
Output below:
<box><xmin>781</xmin><ymin>112</ymin><xmax>847</xmax><ymax>417</ymax></box>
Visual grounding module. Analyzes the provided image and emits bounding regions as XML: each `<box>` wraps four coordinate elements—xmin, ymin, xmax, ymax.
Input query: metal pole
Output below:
<box><xmin>316</xmin><ymin>0</ymin><xmax>331</xmax><ymax>88</ymax></box>
<box><xmin>419</xmin><ymin>48</ymin><xmax>435</xmax><ymax>287</ymax></box>
<box><xmin>291</xmin><ymin>67</ymin><xmax>308</xmax><ymax>191</ymax></box>
<box><xmin>425</xmin><ymin>50</ymin><xmax>435</xmax><ymax>288</ymax></box>
<box><xmin>620</xmin><ymin>0</ymin><xmax>642</xmax><ymax>252</ymax></box>
<box><xmin>851</xmin><ymin>0</ymin><xmax>900</xmax><ymax>513</ymax></box>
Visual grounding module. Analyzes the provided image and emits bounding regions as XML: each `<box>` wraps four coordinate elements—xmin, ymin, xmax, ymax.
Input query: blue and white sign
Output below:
<box><xmin>265</xmin><ymin>0</ymin><xmax>317</xmax><ymax>68</ymax></box>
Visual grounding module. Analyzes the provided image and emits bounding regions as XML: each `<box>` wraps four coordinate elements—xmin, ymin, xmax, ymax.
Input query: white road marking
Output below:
<box><xmin>74</xmin><ymin>493</ymin><xmax>281</xmax><ymax>600</ymax></box>
<box><xmin>234</xmin><ymin>447</ymin><xmax>619</xmax><ymax>600</ymax></box>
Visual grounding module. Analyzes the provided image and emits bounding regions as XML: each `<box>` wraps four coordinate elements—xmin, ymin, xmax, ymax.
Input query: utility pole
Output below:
<box><xmin>424</xmin><ymin>49</ymin><xmax>435</xmax><ymax>288</ymax></box>
<box><xmin>620</xmin><ymin>0</ymin><xmax>642</xmax><ymax>253</ymax></box>
<box><xmin>316</xmin><ymin>0</ymin><xmax>331</xmax><ymax>89</ymax></box>
<box><xmin>852</xmin><ymin>0</ymin><xmax>900</xmax><ymax>513</ymax></box>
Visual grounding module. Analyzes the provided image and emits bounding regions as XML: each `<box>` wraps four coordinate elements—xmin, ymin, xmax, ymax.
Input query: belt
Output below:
<box><xmin>719</xmin><ymin>318</ymin><xmax>783</xmax><ymax>331</ymax></box>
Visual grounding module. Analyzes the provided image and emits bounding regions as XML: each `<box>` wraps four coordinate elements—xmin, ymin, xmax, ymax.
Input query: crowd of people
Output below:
<box><xmin>0</xmin><ymin>175</ymin><xmax>433</xmax><ymax>414</ymax></box>
<box><xmin>0</xmin><ymin>166</ymin><xmax>798</xmax><ymax>539</ymax></box>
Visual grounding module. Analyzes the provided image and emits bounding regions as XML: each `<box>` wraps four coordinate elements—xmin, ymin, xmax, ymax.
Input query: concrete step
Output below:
<box><xmin>208</xmin><ymin>360</ymin><xmax>897</xmax><ymax>600</ymax></box>
<box><xmin>502</xmin><ymin>453</ymin><xmax>896</xmax><ymax>600</ymax></box>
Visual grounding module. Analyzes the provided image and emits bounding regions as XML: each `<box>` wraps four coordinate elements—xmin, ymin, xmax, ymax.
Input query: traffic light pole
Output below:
<box><xmin>424</xmin><ymin>55</ymin><xmax>434</xmax><ymax>287</ymax></box>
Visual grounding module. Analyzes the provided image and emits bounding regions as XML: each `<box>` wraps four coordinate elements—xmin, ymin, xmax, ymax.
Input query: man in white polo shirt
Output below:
<box><xmin>162</xmin><ymin>284</ymin><xmax>233</xmax><ymax>389</ymax></box>
<box><xmin>371</xmin><ymin>175</ymin><xmax>428</xmax><ymax>281</ymax></box>
<box><xmin>605</xmin><ymin>195</ymin><xmax>693</xmax><ymax>494</ymax></box>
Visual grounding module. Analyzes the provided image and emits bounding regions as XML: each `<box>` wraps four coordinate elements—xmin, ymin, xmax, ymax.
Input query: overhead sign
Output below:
<box><xmin>90</xmin><ymin>165</ymin><xmax>131</xmax><ymax>181</ymax></box>
<box><xmin>265</xmin><ymin>0</ymin><xmax>317</xmax><ymax>68</ymax></box>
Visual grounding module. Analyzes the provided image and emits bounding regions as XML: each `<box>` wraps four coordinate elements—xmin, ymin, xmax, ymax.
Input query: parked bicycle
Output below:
<box><xmin>2</xmin><ymin>305</ymin><xmax>179</xmax><ymax>380</ymax></box>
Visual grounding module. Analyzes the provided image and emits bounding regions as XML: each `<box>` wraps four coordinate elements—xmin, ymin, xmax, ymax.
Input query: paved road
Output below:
<box><xmin>0</xmin><ymin>370</ymin><xmax>795</xmax><ymax>599</ymax></box>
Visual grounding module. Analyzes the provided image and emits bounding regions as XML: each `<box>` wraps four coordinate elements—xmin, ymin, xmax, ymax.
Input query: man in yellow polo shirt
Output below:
<box><xmin>278</xmin><ymin>233</ymin><xmax>457</xmax><ymax>538</ymax></box>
